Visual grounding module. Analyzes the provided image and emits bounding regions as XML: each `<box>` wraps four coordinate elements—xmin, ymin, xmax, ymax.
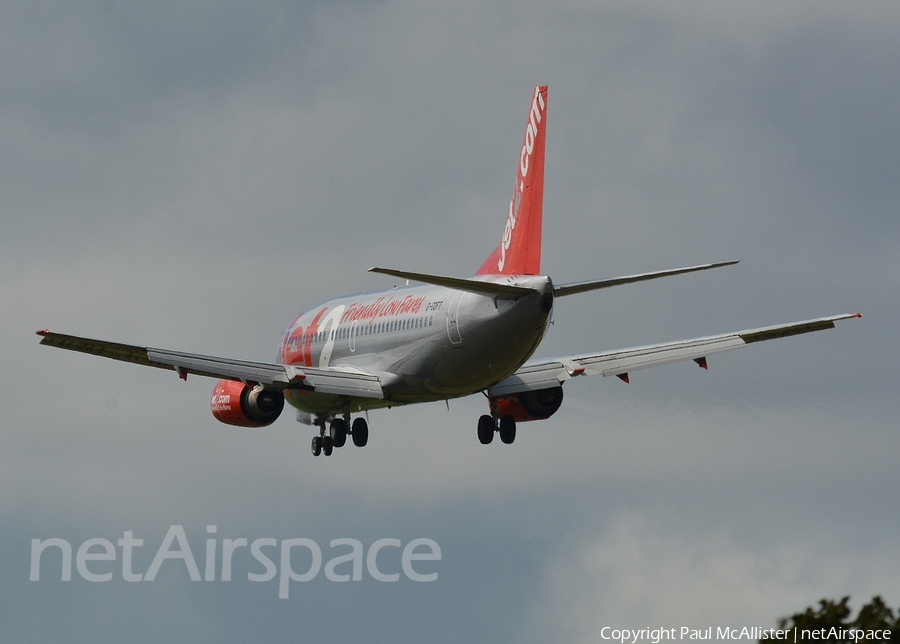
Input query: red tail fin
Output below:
<box><xmin>476</xmin><ymin>85</ymin><xmax>548</xmax><ymax>276</ymax></box>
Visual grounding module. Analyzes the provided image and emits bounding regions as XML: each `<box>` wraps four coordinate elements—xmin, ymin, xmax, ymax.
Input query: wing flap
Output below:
<box><xmin>489</xmin><ymin>360</ymin><xmax>569</xmax><ymax>394</ymax></box>
<box><xmin>147</xmin><ymin>347</ymin><xmax>293</xmax><ymax>385</ymax></box>
<box><xmin>581</xmin><ymin>336</ymin><xmax>746</xmax><ymax>377</ymax></box>
<box><xmin>299</xmin><ymin>366</ymin><xmax>384</xmax><ymax>398</ymax></box>
<box><xmin>491</xmin><ymin>312</ymin><xmax>862</xmax><ymax>395</ymax></box>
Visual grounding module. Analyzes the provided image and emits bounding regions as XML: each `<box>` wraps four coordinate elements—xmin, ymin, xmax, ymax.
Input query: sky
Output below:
<box><xmin>2</xmin><ymin>1</ymin><xmax>898</xmax><ymax>641</ymax></box>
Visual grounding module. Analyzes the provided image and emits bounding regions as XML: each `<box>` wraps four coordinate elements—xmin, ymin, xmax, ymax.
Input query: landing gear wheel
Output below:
<box><xmin>499</xmin><ymin>414</ymin><xmax>516</xmax><ymax>444</ymax></box>
<box><xmin>322</xmin><ymin>435</ymin><xmax>334</xmax><ymax>456</ymax></box>
<box><xmin>311</xmin><ymin>435</ymin><xmax>322</xmax><ymax>457</ymax></box>
<box><xmin>330</xmin><ymin>418</ymin><xmax>348</xmax><ymax>448</ymax></box>
<box><xmin>351</xmin><ymin>417</ymin><xmax>369</xmax><ymax>447</ymax></box>
<box><xmin>477</xmin><ymin>415</ymin><xmax>495</xmax><ymax>444</ymax></box>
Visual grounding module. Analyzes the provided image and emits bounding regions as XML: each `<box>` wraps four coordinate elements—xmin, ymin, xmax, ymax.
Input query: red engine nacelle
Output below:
<box><xmin>210</xmin><ymin>379</ymin><xmax>284</xmax><ymax>427</ymax></box>
<box><xmin>493</xmin><ymin>386</ymin><xmax>564</xmax><ymax>422</ymax></box>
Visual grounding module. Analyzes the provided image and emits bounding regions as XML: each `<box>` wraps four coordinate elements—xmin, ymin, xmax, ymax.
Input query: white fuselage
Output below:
<box><xmin>278</xmin><ymin>275</ymin><xmax>554</xmax><ymax>417</ymax></box>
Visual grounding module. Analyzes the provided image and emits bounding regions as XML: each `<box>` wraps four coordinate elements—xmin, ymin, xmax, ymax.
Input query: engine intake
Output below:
<box><xmin>493</xmin><ymin>386</ymin><xmax>564</xmax><ymax>422</ymax></box>
<box><xmin>210</xmin><ymin>379</ymin><xmax>284</xmax><ymax>427</ymax></box>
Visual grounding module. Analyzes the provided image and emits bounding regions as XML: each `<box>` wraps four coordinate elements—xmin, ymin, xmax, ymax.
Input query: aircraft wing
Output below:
<box><xmin>35</xmin><ymin>330</ymin><xmax>384</xmax><ymax>399</ymax></box>
<box><xmin>489</xmin><ymin>312</ymin><xmax>863</xmax><ymax>395</ymax></box>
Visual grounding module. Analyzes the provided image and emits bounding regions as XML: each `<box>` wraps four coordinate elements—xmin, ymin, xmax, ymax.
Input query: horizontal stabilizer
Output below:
<box><xmin>553</xmin><ymin>260</ymin><xmax>739</xmax><ymax>297</ymax></box>
<box><xmin>368</xmin><ymin>267</ymin><xmax>536</xmax><ymax>298</ymax></box>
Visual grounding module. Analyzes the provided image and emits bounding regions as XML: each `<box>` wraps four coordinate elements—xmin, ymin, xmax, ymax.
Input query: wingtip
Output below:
<box><xmin>852</xmin><ymin>312</ymin><xmax>863</xmax><ymax>318</ymax></box>
<box><xmin>36</xmin><ymin>329</ymin><xmax>50</xmax><ymax>336</ymax></box>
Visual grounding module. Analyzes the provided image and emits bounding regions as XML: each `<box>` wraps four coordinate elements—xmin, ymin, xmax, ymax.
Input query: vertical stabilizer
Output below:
<box><xmin>476</xmin><ymin>85</ymin><xmax>548</xmax><ymax>276</ymax></box>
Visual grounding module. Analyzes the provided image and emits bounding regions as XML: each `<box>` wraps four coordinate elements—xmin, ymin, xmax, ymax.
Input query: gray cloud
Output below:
<box><xmin>2</xmin><ymin>1</ymin><xmax>897</xmax><ymax>641</ymax></box>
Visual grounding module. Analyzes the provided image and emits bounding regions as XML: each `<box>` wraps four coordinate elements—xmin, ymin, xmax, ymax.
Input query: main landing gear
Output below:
<box><xmin>477</xmin><ymin>414</ymin><xmax>517</xmax><ymax>445</ymax></box>
<box><xmin>311</xmin><ymin>416</ymin><xmax>369</xmax><ymax>457</ymax></box>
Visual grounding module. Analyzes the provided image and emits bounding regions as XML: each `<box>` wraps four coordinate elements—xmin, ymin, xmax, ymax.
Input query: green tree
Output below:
<box><xmin>761</xmin><ymin>596</ymin><xmax>899</xmax><ymax>643</ymax></box>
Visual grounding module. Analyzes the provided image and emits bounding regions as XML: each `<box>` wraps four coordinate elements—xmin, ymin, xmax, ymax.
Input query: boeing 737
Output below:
<box><xmin>37</xmin><ymin>86</ymin><xmax>862</xmax><ymax>457</ymax></box>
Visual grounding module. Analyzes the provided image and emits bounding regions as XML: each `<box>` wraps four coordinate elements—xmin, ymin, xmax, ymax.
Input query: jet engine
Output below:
<box><xmin>493</xmin><ymin>386</ymin><xmax>564</xmax><ymax>422</ymax></box>
<box><xmin>210</xmin><ymin>379</ymin><xmax>284</xmax><ymax>427</ymax></box>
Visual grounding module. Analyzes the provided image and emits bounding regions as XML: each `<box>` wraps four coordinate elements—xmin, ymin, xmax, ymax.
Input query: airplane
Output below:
<box><xmin>36</xmin><ymin>85</ymin><xmax>862</xmax><ymax>457</ymax></box>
